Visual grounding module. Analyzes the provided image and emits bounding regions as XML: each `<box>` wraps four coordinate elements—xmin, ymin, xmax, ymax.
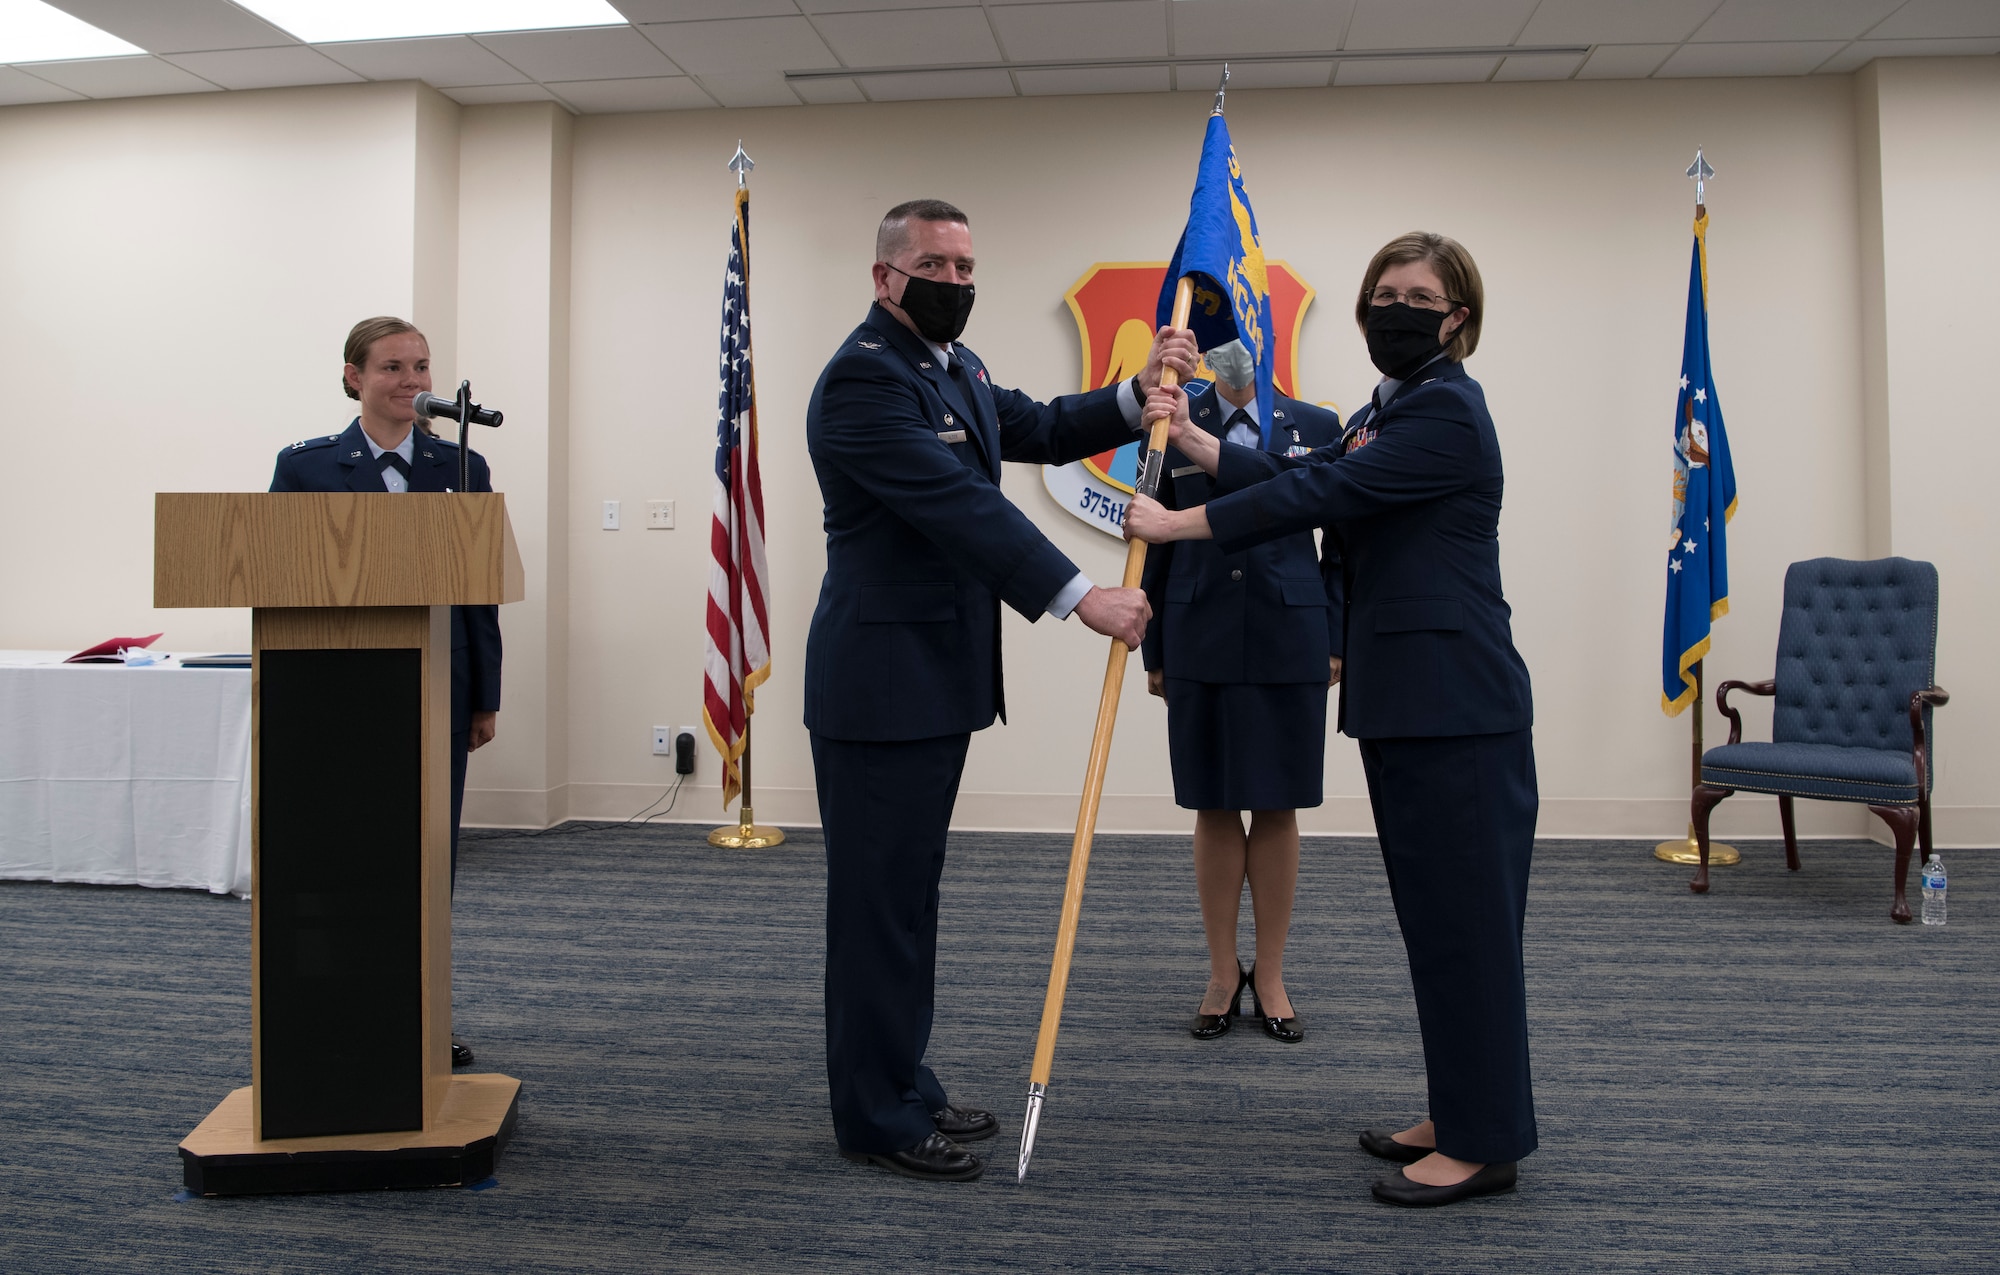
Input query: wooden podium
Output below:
<box><xmin>155</xmin><ymin>492</ymin><xmax>525</xmax><ymax>1195</ymax></box>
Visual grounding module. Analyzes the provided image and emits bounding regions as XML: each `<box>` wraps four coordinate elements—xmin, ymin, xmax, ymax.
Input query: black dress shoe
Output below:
<box><xmin>1359</xmin><ymin>1129</ymin><xmax>1434</xmax><ymax>1164</ymax></box>
<box><xmin>931</xmin><ymin>1104</ymin><xmax>998</xmax><ymax>1142</ymax></box>
<box><xmin>1248</xmin><ymin>964</ymin><xmax>1303</xmax><ymax>1044</ymax></box>
<box><xmin>1371</xmin><ymin>1160</ymin><xmax>1518</xmax><ymax>1207</ymax></box>
<box><xmin>840</xmin><ymin>1132</ymin><xmax>983</xmax><ymax>1182</ymax></box>
<box><xmin>1190</xmin><ymin>963</ymin><xmax>1250</xmax><ymax>1040</ymax></box>
<box><xmin>451</xmin><ymin>1040</ymin><xmax>474</xmax><ymax>1068</ymax></box>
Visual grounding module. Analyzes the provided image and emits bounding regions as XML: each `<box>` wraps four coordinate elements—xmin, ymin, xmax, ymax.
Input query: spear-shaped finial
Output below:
<box><xmin>729</xmin><ymin>140</ymin><xmax>754</xmax><ymax>188</ymax></box>
<box><xmin>1212</xmin><ymin>63</ymin><xmax>1230</xmax><ymax>116</ymax></box>
<box><xmin>1685</xmin><ymin>147</ymin><xmax>1714</xmax><ymax>209</ymax></box>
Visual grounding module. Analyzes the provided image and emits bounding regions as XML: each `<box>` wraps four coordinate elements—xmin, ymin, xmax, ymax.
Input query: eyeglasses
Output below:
<box><xmin>1368</xmin><ymin>287</ymin><xmax>1461</xmax><ymax>310</ymax></box>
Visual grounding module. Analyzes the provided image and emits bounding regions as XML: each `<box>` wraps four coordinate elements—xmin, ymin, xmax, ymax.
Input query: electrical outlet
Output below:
<box><xmin>602</xmin><ymin>500</ymin><xmax>621</xmax><ymax>530</ymax></box>
<box><xmin>652</xmin><ymin>725</ymin><xmax>672</xmax><ymax>755</ymax></box>
<box><xmin>646</xmin><ymin>499</ymin><xmax>674</xmax><ymax>530</ymax></box>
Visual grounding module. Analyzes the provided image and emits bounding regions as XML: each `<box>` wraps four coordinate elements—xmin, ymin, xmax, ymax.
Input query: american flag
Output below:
<box><xmin>702</xmin><ymin>187</ymin><xmax>771</xmax><ymax>806</ymax></box>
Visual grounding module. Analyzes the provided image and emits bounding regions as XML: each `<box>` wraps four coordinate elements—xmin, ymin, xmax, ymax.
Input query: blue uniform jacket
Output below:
<box><xmin>1204</xmin><ymin>362</ymin><xmax>1532</xmax><ymax>739</ymax></box>
<box><xmin>269</xmin><ymin>418</ymin><xmax>503</xmax><ymax>734</ymax></box>
<box><xmin>1140</xmin><ymin>388</ymin><xmax>1343</xmax><ymax>683</ymax></box>
<box><xmin>804</xmin><ymin>304</ymin><xmax>1136</xmax><ymax>742</ymax></box>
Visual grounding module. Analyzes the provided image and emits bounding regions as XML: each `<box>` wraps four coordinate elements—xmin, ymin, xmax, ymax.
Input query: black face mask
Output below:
<box><xmin>886</xmin><ymin>264</ymin><xmax>976</xmax><ymax>344</ymax></box>
<box><xmin>1364</xmin><ymin>302</ymin><xmax>1456</xmax><ymax>380</ymax></box>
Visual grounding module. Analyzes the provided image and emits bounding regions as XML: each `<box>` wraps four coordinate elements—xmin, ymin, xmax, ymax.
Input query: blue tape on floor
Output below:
<box><xmin>466</xmin><ymin>1176</ymin><xmax>499</xmax><ymax>1192</ymax></box>
<box><xmin>171</xmin><ymin>1189</ymin><xmax>198</xmax><ymax>1203</ymax></box>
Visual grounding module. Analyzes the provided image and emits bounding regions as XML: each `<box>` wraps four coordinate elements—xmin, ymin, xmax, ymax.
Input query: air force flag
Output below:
<box><xmin>1155</xmin><ymin>112</ymin><xmax>1276</xmax><ymax>447</ymax></box>
<box><xmin>1661</xmin><ymin>210</ymin><xmax>1738</xmax><ymax>716</ymax></box>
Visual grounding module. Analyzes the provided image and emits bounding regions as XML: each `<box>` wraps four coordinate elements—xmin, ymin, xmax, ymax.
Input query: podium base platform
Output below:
<box><xmin>178</xmin><ymin>1074</ymin><xmax>520</xmax><ymax>1196</ymax></box>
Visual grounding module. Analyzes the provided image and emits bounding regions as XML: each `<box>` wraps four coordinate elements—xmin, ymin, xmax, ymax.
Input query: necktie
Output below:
<box><xmin>378</xmin><ymin>452</ymin><xmax>411</xmax><ymax>479</ymax></box>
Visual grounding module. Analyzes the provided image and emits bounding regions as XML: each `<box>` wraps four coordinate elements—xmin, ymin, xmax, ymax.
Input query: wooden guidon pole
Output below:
<box><xmin>1017</xmin><ymin>277</ymin><xmax>1194</xmax><ymax>1181</ymax></box>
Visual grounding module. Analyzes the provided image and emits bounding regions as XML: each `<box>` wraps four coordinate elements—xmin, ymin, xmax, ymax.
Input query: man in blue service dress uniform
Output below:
<box><xmin>805</xmin><ymin>199</ymin><xmax>1195</xmax><ymax>1182</ymax></box>
<box><xmin>270</xmin><ymin>317</ymin><xmax>501</xmax><ymax>1071</ymax></box>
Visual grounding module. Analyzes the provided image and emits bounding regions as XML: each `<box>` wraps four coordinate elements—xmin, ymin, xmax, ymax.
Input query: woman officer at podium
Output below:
<box><xmin>268</xmin><ymin>315</ymin><xmax>502</xmax><ymax>1070</ymax></box>
<box><xmin>1125</xmin><ymin>233</ymin><xmax>1537</xmax><ymax>1209</ymax></box>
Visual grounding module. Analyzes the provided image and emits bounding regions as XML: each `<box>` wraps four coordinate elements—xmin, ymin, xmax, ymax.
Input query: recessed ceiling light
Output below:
<box><xmin>0</xmin><ymin>0</ymin><xmax>143</xmax><ymax>64</ymax></box>
<box><xmin>233</xmin><ymin>0</ymin><xmax>626</xmax><ymax>45</ymax></box>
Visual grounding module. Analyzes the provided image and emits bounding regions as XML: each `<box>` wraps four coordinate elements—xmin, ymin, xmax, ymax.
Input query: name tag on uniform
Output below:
<box><xmin>937</xmin><ymin>429</ymin><xmax>968</xmax><ymax>444</ymax></box>
<box><xmin>1170</xmin><ymin>464</ymin><xmax>1205</xmax><ymax>478</ymax></box>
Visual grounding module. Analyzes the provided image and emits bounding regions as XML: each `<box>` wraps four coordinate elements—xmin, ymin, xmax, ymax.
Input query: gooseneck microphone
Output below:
<box><xmin>412</xmin><ymin>389</ymin><xmax>503</xmax><ymax>428</ymax></box>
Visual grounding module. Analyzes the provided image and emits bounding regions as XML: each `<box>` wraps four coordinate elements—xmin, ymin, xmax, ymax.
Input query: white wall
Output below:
<box><xmin>1</xmin><ymin>64</ymin><xmax>1990</xmax><ymax>845</ymax></box>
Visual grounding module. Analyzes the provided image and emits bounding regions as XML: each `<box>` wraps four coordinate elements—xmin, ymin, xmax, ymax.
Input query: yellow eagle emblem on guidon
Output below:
<box><xmin>1043</xmin><ymin>260</ymin><xmax>1318</xmax><ymax>537</ymax></box>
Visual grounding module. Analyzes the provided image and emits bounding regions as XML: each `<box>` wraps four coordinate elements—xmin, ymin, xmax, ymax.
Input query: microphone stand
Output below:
<box><xmin>455</xmin><ymin>379</ymin><xmax>473</xmax><ymax>494</ymax></box>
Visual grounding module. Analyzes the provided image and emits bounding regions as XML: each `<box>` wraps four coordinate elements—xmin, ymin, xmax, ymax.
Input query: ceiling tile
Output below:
<box><xmin>802</xmin><ymin>0</ymin><xmax>978</xmax><ymax>11</ymax></box>
<box><xmin>0</xmin><ymin>66</ymin><xmax>86</xmax><ymax>104</ymax></box>
<box><xmin>1869</xmin><ymin>0</ymin><xmax>2000</xmax><ymax>40</ymax></box>
<box><xmin>693</xmin><ymin>71</ymin><xmax>806</xmax><ymax>106</ymax></box>
<box><xmin>23</xmin><ymin>55</ymin><xmax>220</xmax><ymax>97</ymax></box>
<box><xmin>1174</xmin><ymin>60</ymin><xmax>1331</xmax><ymax>90</ymax></box>
<box><xmin>162</xmin><ymin>46</ymin><xmax>363</xmax><ymax>90</ymax></box>
<box><xmin>1817</xmin><ymin>36</ymin><xmax>2000</xmax><ymax>71</ymax></box>
<box><xmin>42</xmin><ymin>1</ymin><xmax>299</xmax><ymax>54</ymax></box>
<box><xmin>1170</xmin><ymin>0</ymin><xmax>1353</xmax><ymax>56</ymax></box>
<box><xmin>1574</xmin><ymin>43</ymin><xmax>1678</xmax><ymax>78</ymax></box>
<box><xmin>855</xmin><ymin>68</ymin><xmax>1014</xmax><ymax>100</ymax></box>
<box><xmin>316</xmin><ymin>36</ymin><xmax>531</xmax><ymax>87</ymax></box>
<box><xmin>610</xmin><ymin>0</ymin><xmax>798</xmax><ymax>18</ymax></box>
<box><xmin>639</xmin><ymin>17</ymin><xmax>837</xmax><ymax>74</ymax></box>
<box><xmin>440</xmin><ymin>83</ymin><xmax>563</xmax><ymax>105</ymax></box>
<box><xmin>990</xmin><ymin>1</ymin><xmax>1167</xmax><ymax>61</ymax></box>
<box><xmin>814</xmin><ymin>8</ymin><xmax>1003</xmax><ymax>67</ymax></box>
<box><xmin>1517</xmin><ymin>0</ymin><xmax>1718</xmax><ymax>45</ymax></box>
<box><xmin>1334</xmin><ymin>55</ymin><xmax>1498</xmax><ymax>84</ymax></box>
<box><xmin>1691</xmin><ymin>0</ymin><xmax>1907</xmax><ymax>43</ymax></box>
<box><xmin>547</xmin><ymin>75</ymin><xmax>716</xmax><ymax>110</ymax></box>
<box><xmin>1014</xmin><ymin>64</ymin><xmax>1169</xmax><ymax>95</ymax></box>
<box><xmin>1344</xmin><ymin>0</ymin><xmax>1538</xmax><ymax>51</ymax></box>
<box><xmin>792</xmin><ymin>75</ymin><xmax>865</xmax><ymax>103</ymax></box>
<box><xmin>475</xmin><ymin>26</ymin><xmax>681</xmax><ymax>82</ymax></box>
<box><xmin>1655</xmin><ymin>40</ymin><xmax>1849</xmax><ymax>76</ymax></box>
<box><xmin>1492</xmin><ymin>52</ymin><xmax>1585</xmax><ymax>80</ymax></box>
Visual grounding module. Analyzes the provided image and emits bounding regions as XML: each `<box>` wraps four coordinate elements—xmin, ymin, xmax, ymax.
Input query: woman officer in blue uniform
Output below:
<box><xmin>1127</xmin><ymin>233</ymin><xmax>1537</xmax><ymax>1209</ymax></box>
<box><xmin>1139</xmin><ymin>339</ymin><xmax>1341</xmax><ymax>1044</ymax></box>
<box><xmin>269</xmin><ymin>316</ymin><xmax>502</xmax><ymax>1069</ymax></box>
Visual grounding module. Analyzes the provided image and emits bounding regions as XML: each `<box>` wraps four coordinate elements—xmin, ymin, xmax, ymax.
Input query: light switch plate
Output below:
<box><xmin>603</xmin><ymin>500</ymin><xmax>620</xmax><ymax>530</ymax></box>
<box><xmin>647</xmin><ymin>499</ymin><xmax>674</xmax><ymax>530</ymax></box>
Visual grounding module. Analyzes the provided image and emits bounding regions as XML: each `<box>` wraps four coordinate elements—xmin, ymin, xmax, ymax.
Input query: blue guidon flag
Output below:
<box><xmin>1156</xmin><ymin>111</ymin><xmax>1276</xmax><ymax>447</ymax></box>
<box><xmin>1661</xmin><ymin>209</ymin><xmax>1738</xmax><ymax>715</ymax></box>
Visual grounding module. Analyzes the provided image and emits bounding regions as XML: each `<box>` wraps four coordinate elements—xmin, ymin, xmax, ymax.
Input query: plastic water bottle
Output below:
<box><xmin>1921</xmin><ymin>854</ymin><xmax>1947</xmax><ymax>926</ymax></box>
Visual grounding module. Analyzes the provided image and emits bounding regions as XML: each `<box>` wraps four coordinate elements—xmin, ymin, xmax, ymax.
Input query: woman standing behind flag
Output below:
<box><xmin>1138</xmin><ymin>338</ymin><xmax>1341</xmax><ymax>1043</ymax></box>
<box><xmin>1125</xmin><ymin>232</ymin><xmax>1537</xmax><ymax>1209</ymax></box>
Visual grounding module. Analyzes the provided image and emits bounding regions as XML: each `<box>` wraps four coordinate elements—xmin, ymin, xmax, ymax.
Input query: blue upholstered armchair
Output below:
<box><xmin>1690</xmin><ymin>557</ymin><xmax>1948</xmax><ymax>922</ymax></box>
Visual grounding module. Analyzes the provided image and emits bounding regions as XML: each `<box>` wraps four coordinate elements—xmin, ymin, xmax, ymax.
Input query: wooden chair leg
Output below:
<box><xmin>1778</xmin><ymin>795</ymin><xmax>1800</xmax><ymax>871</ymax></box>
<box><xmin>1869</xmin><ymin>804</ymin><xmax>1921</xmax><ymax>924</ymax></box>
<box><xmin>1690</xmin><ymin>785</ymin><xmax>1732</xmax><ymax>895</ymax></box>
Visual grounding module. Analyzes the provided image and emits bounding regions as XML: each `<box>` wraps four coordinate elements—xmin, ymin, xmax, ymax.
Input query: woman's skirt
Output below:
<box><xmin>1163</xmin><ymin>677</ymin><xmax>1328</xmax><ymax>811</ymax></box>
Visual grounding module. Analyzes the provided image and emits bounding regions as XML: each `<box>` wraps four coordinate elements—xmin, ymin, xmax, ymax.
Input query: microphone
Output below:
<box><xmin>412</xmin><ymin>389</ymin><xmax>503</xmax><ymax>428</ymax></box>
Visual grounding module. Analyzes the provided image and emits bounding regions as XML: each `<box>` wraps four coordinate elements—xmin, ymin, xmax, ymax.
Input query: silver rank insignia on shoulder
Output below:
<box><xmin>350</xmin><ymin>450</ymin><xmax>364</xmax><ymax>458</ymax></box>
<box><xmin>421</xmin><ymin>451</ymin><xmax>435</xmax><ymax>459</ymax></box>
<box><xmin>857</xmin><ymin>340</ymin><xmax>882</xmax><ymax>349</ymax></box>
<box><xmin>919</xmin><ymin>361</ymin><xmax>932</xmax><ymax>369</ymax></box>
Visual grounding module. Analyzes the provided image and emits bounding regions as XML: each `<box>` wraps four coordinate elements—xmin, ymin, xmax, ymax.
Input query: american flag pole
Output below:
<box><xmin>706</xmin><ymin>143</ymin><xmax>784</xmax><ymax>850</ymax></box>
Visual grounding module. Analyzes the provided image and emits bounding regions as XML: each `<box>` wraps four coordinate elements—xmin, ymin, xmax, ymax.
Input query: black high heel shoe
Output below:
<box><xmin>1189</xmin><ymin>963</ymin><xmax>1249</xmax><ymax>1039</ymax></box>
<box><xmin>1248</xmin><ymin>964</ymin><xmax>1304</xmax><ymax>1044</ymax></box>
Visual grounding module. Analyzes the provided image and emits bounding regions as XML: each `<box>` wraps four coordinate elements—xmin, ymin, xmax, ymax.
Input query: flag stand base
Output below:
<box><xmin>709</xmin><ymin>805</ymin><xmax>786</xmax><ymax>849</ymax></box>
<box><xmin>1655</xmin><ymin>828</ymin><xmax>1738</xmax><ymax>866</ymax></box>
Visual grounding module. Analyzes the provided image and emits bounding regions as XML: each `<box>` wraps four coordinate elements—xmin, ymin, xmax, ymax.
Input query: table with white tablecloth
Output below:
<box><xmin>0</xmin><ymin>652</ymin><xmax>251</xmax><ymax>896</ymax></box>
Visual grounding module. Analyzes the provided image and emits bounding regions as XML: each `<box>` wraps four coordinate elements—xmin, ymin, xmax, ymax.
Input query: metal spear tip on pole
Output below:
<box><xmin>728</xmin><ymin>140</ymin><xmax>754</xmax><ymax>187</ymax></box>
<box><xmin>1017</xmin><ymin>1083</ymin><xmax>1047</xmax><ymax>1182</ymax></box>
<box><xmin>1686</xmin><ymin>147</ymin><xmax>1714</xmax><ymax>206</ymax></box>
<box><xmin>1212</xmin><ymin>63</ymin><xmax>1230</xmax><ymax>115</ymax></box>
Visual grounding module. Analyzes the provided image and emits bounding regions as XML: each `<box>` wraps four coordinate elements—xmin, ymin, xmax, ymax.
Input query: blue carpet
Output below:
<box><xmin>1</xmin><ymin>826</ymin><xmax>1995</xmax><ymax>1273</ymax></box>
